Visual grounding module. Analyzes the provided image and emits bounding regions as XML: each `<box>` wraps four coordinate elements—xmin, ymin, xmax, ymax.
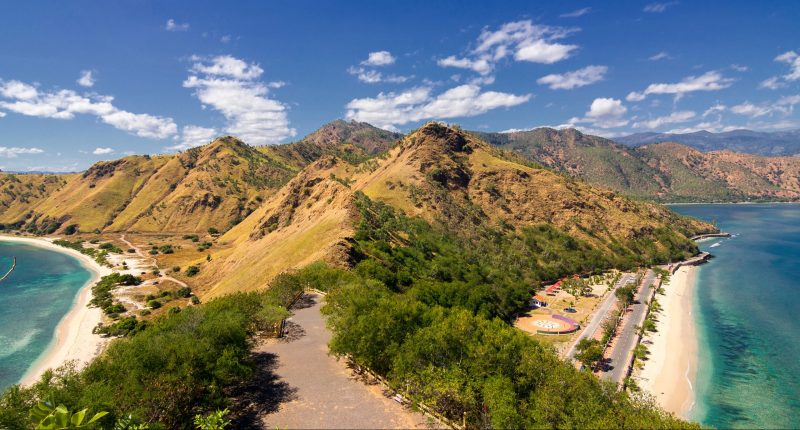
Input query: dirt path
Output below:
<box><xmin>249</xmin><ymin>293</ymin><xmax>430</xmax><ymax>429</ymax></box>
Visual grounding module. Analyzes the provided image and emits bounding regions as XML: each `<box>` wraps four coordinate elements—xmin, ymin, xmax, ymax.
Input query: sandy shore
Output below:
<box><xmin>0</xmin><ymin>235</ymin><xmax>113</xmax><ymax>386</ymax></box>
<box><xmin>639</xmin><ymin>266</ymin><xmax>699</xmax><ymax>419</ymax></box>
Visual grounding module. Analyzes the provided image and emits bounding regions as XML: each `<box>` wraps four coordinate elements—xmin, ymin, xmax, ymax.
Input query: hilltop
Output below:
<box><xmin>478</xmin><ymin>128</ymin><xmax>800</xmax><ymax>202</ymax></box>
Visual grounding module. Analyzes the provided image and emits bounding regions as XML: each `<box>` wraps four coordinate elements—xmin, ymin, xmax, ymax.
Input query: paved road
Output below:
<box><xmin>254</xmin><ymin>294</ymin><xmax>430</xmax><ymax>429</ymax></box>
<box><xmin>565</xmin><ymin>273</ymin><xmax>635</xmax><ymax>360</ymax></box>
<box><xmin>603</xmin><ymin>269</ymin><xmax>656</xmax><ymax>384</ymax></box>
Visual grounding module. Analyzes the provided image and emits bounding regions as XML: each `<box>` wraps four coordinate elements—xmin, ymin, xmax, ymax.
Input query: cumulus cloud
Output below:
<box><xmin>165</xmin><ymin>19</ymin><xmax>189</xmax><ymax>31</ymax></box>
<box><xmin>0</xmin><ymin>111</ymin><xmax>5</xmax><ymax>118</ymax></box>
<box><xmin>361</xmin><ymin>51</ymin><xmax>396</xmax><ymax>66</ymax></box>
<box><xmin>560</xmin><ymin>7</ymin><xmax>591</xmax><ymax>18</ymax></box>
<box><xmin>760</xmin><ymin>50</ymin><xmax>800</xmax><ymax>90</ymax></box>
<box><xmin>93</xmin><ymin>147</ymin><xmax>114</xmax><ymax>155</ymax></box>
<box><xmin>345</xmin><ymin>84</ymin><xmax>531</xmax><ymax>131</ymax></box>
<box><xmin>626</xmin><ymin>71</ymin><xmax>734</xmax><ymax>102</ymax></box>
<box><xmin>0</xmin><ymin>147</ymin><xmax>43</xmax><ymax>158</ymax></box>
<box><xmin>0</xmin><ymin>79</ymin><xmax>177</xmax><ymax>139</ymax></box>
<box><xmin>582</xmin><ymin>97</ymin><xmax>628</xmax><ymax>128</ymax></box>
<box><xmin>437</xmin><ymin>20</ymin><xmax>578</xmax><ymax>78</ymax></box>
<box><xmin>633</xmin><ymin>110</ymin><xmax>696</xmax><ymax>129</ymax></box>
<box><xmin>169</xmin><ymin>125</ymin><xmax>219</xmax><ymax>151</ymax></box>
<box><xmin>643</xmin><ymin>2</ymin><xmax>677</xmax><ymax>13</ymax></box>
<box><xmin>184</xmin><ymin>55</ymin><xmax>295</xmax><ymax>145</ymax></box>
<box><xmin>77</xmin><ymin>70</ymin><xmax>95</xmax><ymax>87</ymax></box>
<box><xmin>537</xmin><ymin>65</ymin><xmax>607</xmax><ymax>90</ymax></box>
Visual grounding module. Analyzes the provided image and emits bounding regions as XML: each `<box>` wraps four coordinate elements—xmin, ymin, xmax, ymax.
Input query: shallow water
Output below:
<box><xmin>0</xmin><ymin>240</ymin><xmax>91</xmax><ymax>390</ymax></box>
<box><xmin>672</xmin><ymin>204</ymin><xmax>800</xmax><ymax>429</ymax></box>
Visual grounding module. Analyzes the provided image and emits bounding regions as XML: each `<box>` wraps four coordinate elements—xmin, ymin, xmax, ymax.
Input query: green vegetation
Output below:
<box><xmin>52</xmin><ymin>240</ymin><xmax>111</xmax><ymax>267</ymax></box>
<box><xmin>185</xmin><ymin>266</ymin><xmax>200</xmax><ymax>277</ymax></box>
<box><xmin>318</xmin><ymin>193</ymin><xmax>697</xmax><ymax>428</ymax></box>
<box><xmin>0</xmin><ymin>274</ymin><xmax>304</xmax><ymax>429</ymax></box>
<box><xmin>575</xmin><ymin>338</ymin><xmax>605</xmax><ymax>369</ymax></box>
<box><xmin>89</xmin><ymin>274</ymin><xmax>142</xmax><ymax>318</ymax></box>
<box><xmin>99</xmin><ymin>242</ymin><xmax>123</xmax><ymax>253</ymax></box>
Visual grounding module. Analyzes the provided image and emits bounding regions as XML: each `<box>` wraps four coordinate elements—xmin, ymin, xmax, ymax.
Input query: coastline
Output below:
<box><xmin>639</xmin><ymin>265</ymin><xmax>699</xmax><ymax>420</ymax></box>
<box><xmin>0</xmin><ymin>235</ymin><xmax>113</xmax><ymax>386</ymax></box>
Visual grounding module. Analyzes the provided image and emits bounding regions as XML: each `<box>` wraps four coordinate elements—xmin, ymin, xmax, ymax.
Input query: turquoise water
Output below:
<box><xmin>0</xmin><ymin>240</ymin><xmax>92</xmax><ymax>391</ymax></box>
<box><xmin>671</xmin><ymin>204</ymin><xmax>800</xmax><ymax>429</ymax></box>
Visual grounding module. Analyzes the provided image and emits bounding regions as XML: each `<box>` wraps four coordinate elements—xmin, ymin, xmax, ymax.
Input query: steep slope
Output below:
<box><xmin>0</xmin><ymin>173</ymin><xmax>72</xmax><ymax>230</ymax></box>
<box><xmin>0</xmin><ymin>137</ymin><xmax>298</xmax><ymax>234</ymax></box>
<box><xmin>198</xmin><ymin>123</ymin><xmax>713</xmax><ymax>298</ymax></box>
<box><xmin>479</xmin><ymin>128</ymin><xmax>800</xmax><ymax>202</ymax></box>
<box><xmin>617</xmin><ymin>129</ymin><xmax>800</xmax><ymax>156</ymax></box>
<box><xmin>197</xmin><ymin>156</ymin><xmax>360</xmax><ymax>298</ymax></box>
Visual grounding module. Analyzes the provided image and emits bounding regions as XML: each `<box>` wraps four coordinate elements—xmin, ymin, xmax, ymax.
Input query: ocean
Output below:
<box><xmin>671</xmin><ymin>204</ymin><xmax>800</xmax><ymax>429</ymax></box>
<box><xmin>0</xmin><ymin>240</ymin><xmax>92</xmax><ymax>391</ymax></box>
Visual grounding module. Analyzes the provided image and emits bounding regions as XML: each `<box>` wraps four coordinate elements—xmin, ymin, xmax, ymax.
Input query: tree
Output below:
<box><xmin>194</xmin><ymin>409</ymin><xmax>231</xmax><ymax>430</ymax></box>
<box><xmin>574</xmin><ymin>338</ymin><xmax>604</xmax><ymax>369</ymax></box>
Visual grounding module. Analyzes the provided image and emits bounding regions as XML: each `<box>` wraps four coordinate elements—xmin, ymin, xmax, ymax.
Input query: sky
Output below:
<box><xmin>0</xmin><ymin>0</ymin><xmax>799</xmax><ymax>171</ymax></box>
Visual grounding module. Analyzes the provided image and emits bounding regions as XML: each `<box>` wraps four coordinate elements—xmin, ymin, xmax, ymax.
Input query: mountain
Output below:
<box><xmin>0</xmin><ymin>137</ymin><xmax>300</xmax><ymax>234</ymax></box>
<box><xmin>478</xmin><ymin>128</ymin><xmax>800</xmax><ymax>202</ymax></box>
<box><xmin>0</xmin><ymin>121</ymin><xmax>401</xmax><ymax>236</ymax></box>
<box><xmin>196</xmin><ymin>123</ymin><xmax>713</xmax><ymax>298</ymax></box>
<box><xmin>616</xmin><ymin>129</ymin><xmax>800</xmax><ymax>156</ymax></box>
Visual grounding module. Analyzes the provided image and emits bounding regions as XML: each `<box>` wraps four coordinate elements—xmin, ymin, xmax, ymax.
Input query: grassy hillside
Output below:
<box><xmin>197</xmin><ymin>123</ymin><xmax>714</xmax><ymax>298</ymax></box>
<box><xmin>479</xmin><ymin>127</ymin><xmax>800</xmax><ymax>202</ymax></box>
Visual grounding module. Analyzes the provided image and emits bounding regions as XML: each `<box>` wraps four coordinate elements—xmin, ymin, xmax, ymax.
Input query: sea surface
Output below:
<box><xmin>671</xmin><ymin>204</ymin><xmax>800</xmax><ymax>429</ymax></box>
<box><xmin>0</xmin><ymin>240</ymin><xmax>92</xmax><ymax>391</ymax></box>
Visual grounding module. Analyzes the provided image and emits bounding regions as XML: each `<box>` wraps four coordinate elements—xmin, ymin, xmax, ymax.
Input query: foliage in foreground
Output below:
<box><xmin>321</xmin><ymin>193</ymin><xmax>699</xmax><ymax>428</ymax></box>
<box><xmin>0</xmin><ymin>277</ymin><xmax>303</xmax><ymax>429</ymax></box>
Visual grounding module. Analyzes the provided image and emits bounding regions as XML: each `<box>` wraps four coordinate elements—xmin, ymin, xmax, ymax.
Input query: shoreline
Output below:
<box><xmin>639</xmin><ymin>265</ymin><xmax>699</xmax><ymax>420</ymax></box>
<box><xmin>0</xmin><ymin>235</ymin><xmax>113</xmax><ymax>386</ymax></box>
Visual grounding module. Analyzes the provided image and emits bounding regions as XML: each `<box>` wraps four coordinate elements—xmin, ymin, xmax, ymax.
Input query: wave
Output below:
<box><xmin>710</xmin><ymin>242</ymin><xmax>721</xmax><ymax>248</ymax></box>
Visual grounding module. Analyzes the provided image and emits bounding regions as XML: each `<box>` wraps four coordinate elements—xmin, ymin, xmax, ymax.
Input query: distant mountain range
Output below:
<box><xmin>615</xmin><ymin>129</ymin><xmax>800</xmax><ymax>156</ymax></box>
<box><xmin>476</xmin><ymin>128</ymin><xmax>800</xmax><ymax>202</ymax></box>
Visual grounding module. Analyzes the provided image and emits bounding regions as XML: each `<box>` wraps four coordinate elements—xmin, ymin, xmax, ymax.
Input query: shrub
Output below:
<box><xmin>147</xmin><ymin>300</ymin><xmax>161</xmax><ymax>309</ymax></box>
<box><xmin>185</xmin><ymin>266</ymin><xmax>200</xmax><ymax>277</ymax></box>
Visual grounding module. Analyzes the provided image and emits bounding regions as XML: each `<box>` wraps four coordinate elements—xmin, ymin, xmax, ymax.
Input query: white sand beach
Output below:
<box><xmin>639</xmin><ymin>266</ymin><xmax>699</xmax><ymax>419</ymax></box>
<box><xmin>0</xmin><ymin>235</ymin><xmax>113</xmax><ymax>386</ymax></box>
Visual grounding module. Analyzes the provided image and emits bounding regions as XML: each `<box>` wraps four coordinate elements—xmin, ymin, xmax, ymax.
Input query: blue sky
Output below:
<box><xmin>0</xmin><ymin>0</ymin><xmax>799</xmax><ymax>171</ymax></box>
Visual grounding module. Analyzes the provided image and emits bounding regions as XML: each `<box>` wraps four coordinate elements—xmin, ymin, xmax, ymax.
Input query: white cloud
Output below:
<box><xmin>703</xmin><ymin>103</ymin><xmax>727</xmax><ymax>117</ymax></box>
<box><xmin>165</xmin><ymin>19</ymin><xmax>189</xmax><ymax>31</ymax></box>
<box><xmin>0</xmin><ymin>79</ymin><xmax>177</xmax><ymax>139</ymax></box>
<box><xmin>361</xmin><ymin>51</ymin><xmax>396</xmax><ymax>67</ymax></box>
<box><xmin>649</xmin><ymin>52</ymin><xmax>671</xmax><ymax>61</ymax></box>
<box><xmin>347</xmin><ymin>67</ymin><xmax>412</xmax><ymax>84</ymax></box>
<box><xmin>643</xmin><ymin>2</ymin><xmax>677</xmax><ymax>13</ymax></box>
<box><xmin>633</xmin><ymin>110</ymin><xmax>696</xmax><ymax>129</ymax></box>
<box><xmin>77</xmin><ymin>70</ymin><xmax>95</xmax><ymax>87</ymax></box>
<box><xmin>0</xmin><ymin>111</ymin><xmax>5</xmax><ymax>118</ymax></box>
<box><xmin>582</xmin><ymin>97</ymin><xmax>628</xmax><ymax>128</ymax></box>
<box><xmin>169</xmin><ymin>125</ymin><xmax>219</xmax><ymax>151</ymax></box>
<box><xmin>184</xmin><ymin>55</ymin><xmax>295</xmax><ymax>145</ymax></box>
<box><xmin>220</xmin><ymin>35</ymin><xmax>232</xmax><ymax>44</ymax></box>
<box><xmin>345</xmin><ymin>84</ymin><xmax>530</xmax><ymax>131</ymax></box>
<box><xmin>537</xmin><ymin>65</ymin><xmax>607</xmax><ymax>90</ymax></box>
<box><xmin>437</xmin><ymin>20</ymin><xmax>579</xmax><ymax>77</ymax></box>
<box><xmin>515</xmin><ymin>39</ymin><xmax>578</xmax><ymax>64</ymax></box>
<box><xmin>560</xmin><ymin>7</ymin><xmax>591</xmax><ymax>18</ymax></box>
<box><xmin>760</xmin><ymin>50</ymin><xmax>800</xmax><ymax>90</ymax></box>
<box><xmin>93</xmin><ymin>147</ymin><xmax>114</xmax><ymax>155</ymax></box>
<box><xmin>437</xmin><ymin>56</ymin><xmax>493</xmax><ymax>75</ymax></box>
<box><xmin>0</xmin><ymin>147</ymin><xmax>43</xmax><ymax>158</ymax></box>
<box><xmin>730</xmin><ymin>64</ymin><xmax>748</xmax><ymax>72</ymax></box>
<box><xmin>626</xmin><ymin>71</ymin><xmax>734</xmax><ymax>101</ymax></box>
<box><xmin>730</xmin><ymin>102</ymin><xmax>771</xmax><ymax>118</ymax></box>
<box><xmin>190</xmin><ymin>55</ymin><xmax>263</xmax><ymax>80</ymax></box>
<box><xmin>759</xmin><ymin>76</ymin><xmax>784</xmax><ymax>90</ymax></box>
